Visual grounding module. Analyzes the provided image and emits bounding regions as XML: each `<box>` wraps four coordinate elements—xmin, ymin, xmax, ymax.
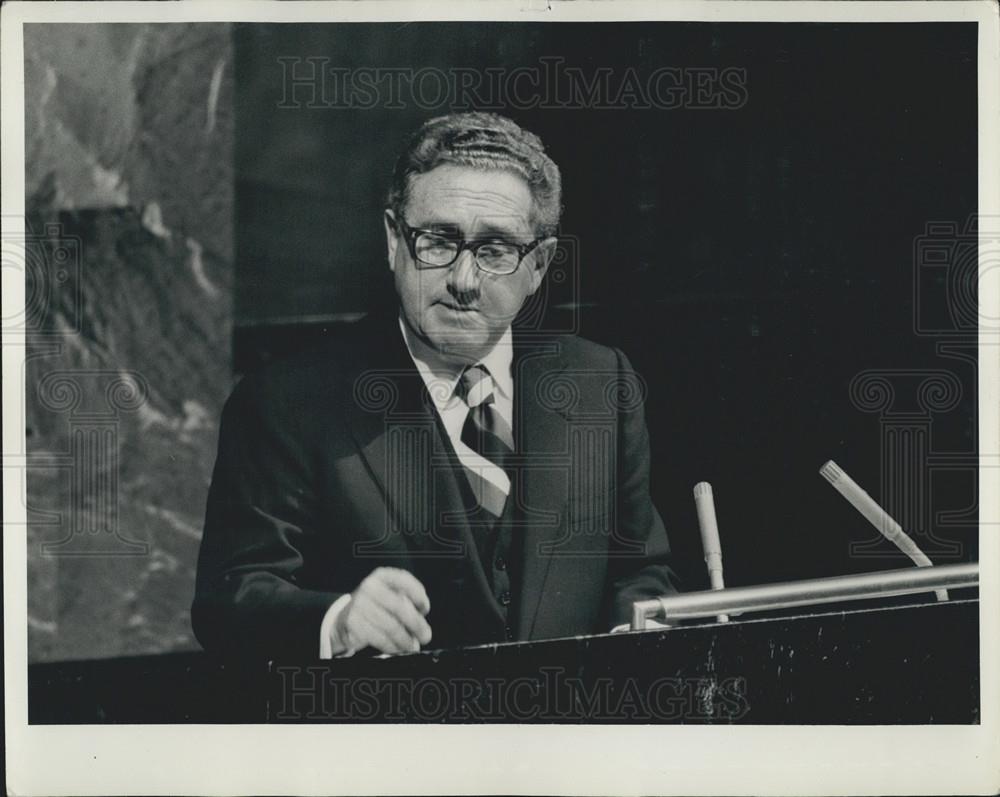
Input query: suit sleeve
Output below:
<box><xmin>605</xmin><ymin>347</ymin><xmax>681</xmax><ymax>628</ymax></box>
<box><xmin>191</xmin><ymin>374</ymin><xmax>344</xmax><ymax>658</ymax></box>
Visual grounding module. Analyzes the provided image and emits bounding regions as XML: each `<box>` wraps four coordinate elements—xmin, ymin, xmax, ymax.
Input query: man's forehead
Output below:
<box><xmin>405</xmin><ymin>166</ymin><xmax>534</xmax><ymax>231</ymax></box>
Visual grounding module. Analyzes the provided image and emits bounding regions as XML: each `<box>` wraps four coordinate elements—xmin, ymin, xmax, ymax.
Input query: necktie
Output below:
<box><xmin>456</xmin><ymin>364</ymin><xmax>514</xmax><ymax>518</ymax></box>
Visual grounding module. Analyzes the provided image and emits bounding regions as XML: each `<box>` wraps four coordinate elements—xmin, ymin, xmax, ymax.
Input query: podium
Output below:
<box><xmin>29</xmin><ymin>597</ymin><xmax>978</xmax><ymax>724</ymax></box>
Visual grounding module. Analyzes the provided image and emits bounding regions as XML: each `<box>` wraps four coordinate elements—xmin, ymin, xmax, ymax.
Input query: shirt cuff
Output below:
<box><xmin>319</xmin><ymin>593</ymin><xmax>355</xmax><ymax>659</ymax></box>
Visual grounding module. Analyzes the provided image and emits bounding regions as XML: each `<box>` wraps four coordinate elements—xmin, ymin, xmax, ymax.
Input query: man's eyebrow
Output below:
<box><xmin>417</xmin><ymin>220</ymin><xmax>461</xmax><ymax>233</ymax></box>
<box><xmin>475</xmin><ymin>222</ymin><xmax>524</xmax><ymax>239</ymax></box>
<box><xmin>416</xmin><ymin>219</ymin><xmax>527</xmax><ymax>238</ymax></box>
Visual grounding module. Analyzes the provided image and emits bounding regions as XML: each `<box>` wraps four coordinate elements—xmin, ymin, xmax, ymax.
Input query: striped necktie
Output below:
<box><xmin>456</xmin><ymin>364</ymin><xmax>515</xmax><ymax>518</ymax></box>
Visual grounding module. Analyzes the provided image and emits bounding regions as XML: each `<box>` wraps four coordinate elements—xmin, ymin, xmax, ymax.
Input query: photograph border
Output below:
<box><xmin>3</xmin><ymin>1</ymin><xmax>998</xmax><ymax>794</ymax></box>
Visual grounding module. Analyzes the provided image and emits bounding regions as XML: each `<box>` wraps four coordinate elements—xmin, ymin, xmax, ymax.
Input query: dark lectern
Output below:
<box><xmin>29</xmin><ymin>597</ymin><xmax>978</xmax><ymax>724</ymax></box>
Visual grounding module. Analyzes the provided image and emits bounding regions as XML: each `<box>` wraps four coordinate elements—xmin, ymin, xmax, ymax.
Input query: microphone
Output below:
<box><xmin>819</xmin><ymin>460</ymin><xmax>948</xmax><ymax>602</ymax></box>
<box><xmin>693</xmin><ymin>482</ymin><xmax>729</xmax><ymax>622</ymax></box>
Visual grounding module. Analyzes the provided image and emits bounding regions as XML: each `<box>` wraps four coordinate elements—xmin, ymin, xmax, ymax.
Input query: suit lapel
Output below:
<box><xmin>344</xmin><ymin>315</ymin><xmax>469</xmax><ymax>559</ymax></box>
<box><xmin>514</xmin><ymin>335</ymin><xmax>571</xmax><ymax>639</ymax></box>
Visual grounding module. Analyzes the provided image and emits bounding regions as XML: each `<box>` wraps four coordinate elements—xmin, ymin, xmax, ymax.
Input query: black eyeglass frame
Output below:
<box><xmin>392</xmin><ymin>215</ymin><xmax>547</xmax><ymax>275</ymax></box>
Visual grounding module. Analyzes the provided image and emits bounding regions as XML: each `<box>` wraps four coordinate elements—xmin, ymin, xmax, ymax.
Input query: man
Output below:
<box><xmin>192</xmin><ymin>112</ymin><xmax>677</xmax><ymax>659</ymax></box>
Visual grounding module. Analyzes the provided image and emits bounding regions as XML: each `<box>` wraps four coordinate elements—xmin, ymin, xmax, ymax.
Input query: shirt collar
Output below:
<box><xmin>398</xmin><ymin>315</ymin><xmax>514</xmax><ymax>408</ymax></box>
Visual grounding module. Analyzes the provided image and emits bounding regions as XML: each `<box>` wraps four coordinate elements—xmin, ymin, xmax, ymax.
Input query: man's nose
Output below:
<box><xmin>446</xmin><ymin>249</ymin><xmax>480</xmax><ymax>299</ymax></box>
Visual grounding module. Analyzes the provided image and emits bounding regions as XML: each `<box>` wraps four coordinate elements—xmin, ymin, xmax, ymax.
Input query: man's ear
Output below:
<box><xmin>527</xmin><ymin>236</ymin><xmax>558</xmax><ymax>294</ymax></box>
<box><xmin>383</xmin><ymin>209</ymin><xmax>399</xmax><ymax>272</ymax></box>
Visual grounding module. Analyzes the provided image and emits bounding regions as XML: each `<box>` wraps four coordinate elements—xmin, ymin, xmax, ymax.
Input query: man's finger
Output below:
<box><xmin>355</xmin><ymin>598</ymin><xmax>421</xmax><ymax>653</ymax></box>
<box><xmin>342</xmin><ymin>593</ymin><xmax>412</xmax><ymax>654</ymax></box>
<box><xmin>373</xmin><ymin>567</ymin><xmax>431</xmax><ymax>614</ymax></box>
<box><xmin>350</xmin><ymin>613</ymin><xmax>408</xmax><ymax>655</ymax></box>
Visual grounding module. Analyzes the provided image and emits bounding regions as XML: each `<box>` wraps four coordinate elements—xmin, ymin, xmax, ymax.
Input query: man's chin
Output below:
<box><xmin>411</xmin><ymin>305</ymin><xmax>515</xmax><ymax>361</ymax></box>
<box><xmin>427</xmin><ymin>331</ymin><xmax>491</xmax><ymax>363</ymax></box>
<box><xmin>423</xmin><ymin>321</ymin><xmax>494</xmax><ymax>363</ymax></box>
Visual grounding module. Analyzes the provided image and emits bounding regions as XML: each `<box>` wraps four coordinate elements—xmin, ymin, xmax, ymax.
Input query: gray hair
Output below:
<box><xmin>387</xmin><ymin>112</ymin><xmax>562</xmax><ymax>237</ymax></box>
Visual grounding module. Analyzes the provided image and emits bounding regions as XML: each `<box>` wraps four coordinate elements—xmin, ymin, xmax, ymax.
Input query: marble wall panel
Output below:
<box><xmin>24</xmin><ymin>23</ymin><xmax>233</xmax><ymax>662</ymax></box>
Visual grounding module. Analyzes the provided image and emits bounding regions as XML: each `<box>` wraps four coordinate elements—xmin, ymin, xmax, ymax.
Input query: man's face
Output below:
<box><xmin>385</xmin><ymin>164</ymin><xmax>554</xmax><ymax>364</ymax></box>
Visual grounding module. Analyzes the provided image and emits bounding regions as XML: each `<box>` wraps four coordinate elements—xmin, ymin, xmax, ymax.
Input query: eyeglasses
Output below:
<box><xmin>393</xmin><ymin>216</ymin><xmax>545</xmax><ymax>276</ymax></box>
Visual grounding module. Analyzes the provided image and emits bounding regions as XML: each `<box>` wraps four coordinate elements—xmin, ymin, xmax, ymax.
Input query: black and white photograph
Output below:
<box><xmin>3</xmin><ymin>1</ymin><xmax>998</xmax><ymax>794</ymax></box>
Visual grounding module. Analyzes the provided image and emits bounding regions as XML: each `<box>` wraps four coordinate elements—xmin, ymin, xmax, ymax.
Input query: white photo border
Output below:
<box><xmin>3</xmin><ymin>1</ymin><xmax>998</xmax><ymax>795</ymax></box>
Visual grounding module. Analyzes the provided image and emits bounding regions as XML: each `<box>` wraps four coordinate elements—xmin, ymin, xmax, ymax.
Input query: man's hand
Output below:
<box><xmin>335</xmin><ymin>567</ymin><xmax>432</xmax><ymax>655</ymax></box>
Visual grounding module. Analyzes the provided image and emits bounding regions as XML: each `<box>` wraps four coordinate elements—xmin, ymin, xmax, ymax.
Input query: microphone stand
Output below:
<box><xmin>633</xmin><ymin>464</ymin><xmax>976</xmax><ymax>630</ymax></box>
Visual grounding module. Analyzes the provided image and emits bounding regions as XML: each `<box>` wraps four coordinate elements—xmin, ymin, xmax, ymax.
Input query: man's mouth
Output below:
<box><xmin>437</xmin><ymin>301</ymin><xmax>478</xmax><ymax>313</ymax></box>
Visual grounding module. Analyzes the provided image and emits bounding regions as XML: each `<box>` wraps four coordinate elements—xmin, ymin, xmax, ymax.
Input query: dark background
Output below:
<box><xmin>233</xmin><ymin>22</ymin><xmax>979</xmax><ymax>595</ymax></box>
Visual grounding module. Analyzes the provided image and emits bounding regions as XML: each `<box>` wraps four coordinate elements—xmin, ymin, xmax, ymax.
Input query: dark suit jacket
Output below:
<box><xmin>192</xmin><ymin>313</ymin><xmax>678</xmax><ymax>657</ymax></box>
